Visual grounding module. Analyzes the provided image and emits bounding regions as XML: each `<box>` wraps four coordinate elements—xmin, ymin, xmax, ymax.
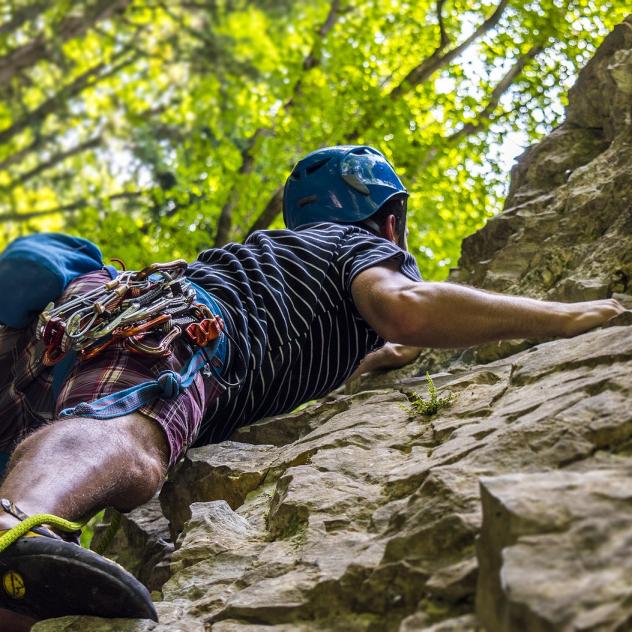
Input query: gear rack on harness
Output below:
<box><xmin>36</xmin><ymin>260</ymin><xmax>224</xmax><ymax>366</ymax></box>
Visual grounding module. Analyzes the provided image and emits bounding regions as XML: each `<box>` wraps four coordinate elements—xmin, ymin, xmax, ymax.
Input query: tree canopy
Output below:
<box><xmin>0</xmin><ymin>0</ymin><xmax>628</xmax><ymax>279</ymax></box>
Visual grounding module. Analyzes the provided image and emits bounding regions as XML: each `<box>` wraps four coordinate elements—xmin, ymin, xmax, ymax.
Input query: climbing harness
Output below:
<box><xmin>34</xmin><ymin>259</ymin><xmax>230</xmax><ymax>419</ymax></box>
<box><xmin>36</xmin><ymin>260</ymin><xmax>223</xmax><ymax>366</ymax></box>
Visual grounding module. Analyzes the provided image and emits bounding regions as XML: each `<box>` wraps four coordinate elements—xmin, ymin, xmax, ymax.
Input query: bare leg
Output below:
<box><xmin>0</xmin><ymin>413</ymin><xmax>168</xmax><ymax>531</ymax></box>
<box><xmin>0</xmin><ymin>414</ymin><xmax>168</xmax><ymax>627</ymax></box>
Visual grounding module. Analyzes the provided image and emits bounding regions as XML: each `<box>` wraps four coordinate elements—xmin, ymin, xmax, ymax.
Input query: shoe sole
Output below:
<box><xmin>0</xmin><ymin>536</ymin><xmax>158</xmax><ymax>621</ymax></box>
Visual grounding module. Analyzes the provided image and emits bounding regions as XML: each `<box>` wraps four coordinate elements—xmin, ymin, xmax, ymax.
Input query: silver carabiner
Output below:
<box><xmin>87</xmin><ymin>303</ymin><xmax>142</xmax><ymax>340</ymax></box>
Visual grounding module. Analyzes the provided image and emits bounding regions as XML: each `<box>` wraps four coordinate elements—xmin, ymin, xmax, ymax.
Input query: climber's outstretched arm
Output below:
<box><xmin>351</xmin><ymin>262</ymin><xmax>625</xmax><ymax>348</ymax></box>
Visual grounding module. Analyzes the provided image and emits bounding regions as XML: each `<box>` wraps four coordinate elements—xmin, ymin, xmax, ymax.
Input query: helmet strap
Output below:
<box><xmin>362</xmin><ymin>216</ymin><xmax>406</xmax><ymax>249</ymax></box>
<box><xmin>361</xmin><ymin>218</ymin><xmax>382</xmax><ymax>234</ymax></box>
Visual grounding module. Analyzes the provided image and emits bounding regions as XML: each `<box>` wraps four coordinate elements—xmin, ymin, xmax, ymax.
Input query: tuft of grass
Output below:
<box><xmin>405</xmin><ymin>372</ymin><xmax>456</xmax><ymax>417</ymax></box>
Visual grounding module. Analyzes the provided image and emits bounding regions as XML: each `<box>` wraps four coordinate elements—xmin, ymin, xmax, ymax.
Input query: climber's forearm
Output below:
<box><xmin>352</xmin><ymin>265</ymin><xmax>624</xmax><ymax>348</ymax></box>
<box><xmin>390</xmin><ymin>282</ymin><xmax>623</xmax><ymax>348</ymax></box>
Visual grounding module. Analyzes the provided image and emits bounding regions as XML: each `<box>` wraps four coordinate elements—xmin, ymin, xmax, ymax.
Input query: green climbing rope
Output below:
<box><xmin>92</xmin><ymin>511</ymin><xmax>121</xmax><ymax>555</ymax></box>
<box><xmin>0</xmin><ymin>513</ymin><xmax>84</xmax><ymax>552</ymax></box>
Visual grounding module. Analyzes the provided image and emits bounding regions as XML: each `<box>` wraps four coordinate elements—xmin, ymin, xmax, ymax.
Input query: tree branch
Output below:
<box><xmin>214</xmin><ymin>0</ymin><xmax>342</xmax><ymax>246</ymax></box>
<box><xmin>388</xmin><ymin>0</ymin><xmax>509</xmax><ymax>101</ymax></box>
<box><xmin>0</xmin><ymin>0</ymin><xmax>131</xmax><ymax>88</ymax></box>
<box><xmin>436</xmin><ymin>0</ymin><xmax>449</xmax><ymax>49</ymax></box>
<box><xmin>0</xmin><ymin>49</ymin><xmax>138</xmax><ymax>146</ymax></box>
<box><xmin>0</xmin><ymin>131</ymin><xmax>58</xmax><ymax>171</ymax></box>
<box><xmin>302</xmin><ymin>0</ymin><xmax>342</xmax><ymax>71</ymax></box>
<box><xmin>0</xmin><ymin>2</ymin><xmax>48</xmax><ymax>37</ymax></box>
<box><xmin>0</xmin><ymin>191</ymin><xmax>143</xmax><ymax>224</ymax></box>
<box><xmin>447</xmin><ymin>44</ymin><xmax>543</xmax><ymax>143</ymax></box>
<box><xmin>245</xmin><ymin>185</ymin><xmax>284</xmax><ymax>236</ymax></box>
<box><xmin>4</xmin><ymin>135</ymin><xmax>102</xmax><ymax>189</ymax></box>
<box><xmin>213</xmin><ymin>129</ymin><xmax>264</xmax><ymax>246</ymax></box>
<box><xmin>342</xmin><ymin>0</ymin><xmax>509</xmax><ymax>145</ymax></box>
<box><xmin>415</xmin><ymin>44</ymin><xmax>544</xmax><ymax>170</ymax></box>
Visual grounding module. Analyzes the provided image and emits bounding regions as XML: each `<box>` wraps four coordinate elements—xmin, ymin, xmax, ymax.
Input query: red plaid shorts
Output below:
<box><xmin>0</xmin><ymin>270</ymin><xmax>222</xmax><ymax>468</ymax></box>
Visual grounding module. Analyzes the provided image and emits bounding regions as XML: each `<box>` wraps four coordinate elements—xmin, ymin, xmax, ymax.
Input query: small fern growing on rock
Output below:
<box><xmin>406</xmin><ymin>372</ymin><xmax>456</xmax><ymax>417</ymax></box>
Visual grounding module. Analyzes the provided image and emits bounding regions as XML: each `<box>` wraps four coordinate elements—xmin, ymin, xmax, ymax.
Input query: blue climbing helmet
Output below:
<box><xmin>283</xmin><ymin>145</ymin><xmax>408</xmax><ymax>230</ymax></box>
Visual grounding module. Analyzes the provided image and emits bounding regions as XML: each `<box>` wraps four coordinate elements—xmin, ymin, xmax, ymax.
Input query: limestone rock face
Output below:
<box><xmin>477</xmin><ymin>469</ymin><xmax>632</xmax><ymax>631</ymax></box>
<box><xmin>34</xmin><ymin>15</ymin><xmax>632</xmax><ymax>632</ymax></box>
<box><xmin>90</xmin><ymin>497</ymin><xmax>173</xmax><ymax>593</ymax></box>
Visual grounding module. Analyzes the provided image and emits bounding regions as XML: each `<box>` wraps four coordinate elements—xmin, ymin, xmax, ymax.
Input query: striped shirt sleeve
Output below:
<box><xmin>338</xmin><ymin>227</ymin><xmax>422</xmax><ymax>293</ymax></box>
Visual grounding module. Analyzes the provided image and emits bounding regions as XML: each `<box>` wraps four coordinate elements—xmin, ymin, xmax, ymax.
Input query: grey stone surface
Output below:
<box><xmin>477</xmin><ymin>469</ymin><xmax>632</xmax><ymax>632</ymax></box>
<box><xmin>90</xmin><ymin>496</ymin><xmax>173</xmax><ymax>593</ymax></box>
<box><xmin>34</xmin><ymin>319</ymin><xmax>632</xmax><ymax>631</ymax></box>
<box><xmin>34</xmin><ymin>14</ymin><xmax>632</xmax><ymax>632</ymax></box>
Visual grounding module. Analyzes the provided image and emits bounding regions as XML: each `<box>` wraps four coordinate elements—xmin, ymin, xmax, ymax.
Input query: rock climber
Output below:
<box><xmin>0</xmin><ymin>145</ymin><xmax>624</xmax><ymax>628</ymax></box>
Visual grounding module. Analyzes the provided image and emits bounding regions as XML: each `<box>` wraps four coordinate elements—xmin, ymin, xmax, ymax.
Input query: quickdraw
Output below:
<box><xmin>36</xmin><ymin>260</ymin><xmax>224</xmax><ymax>366</ymax></box>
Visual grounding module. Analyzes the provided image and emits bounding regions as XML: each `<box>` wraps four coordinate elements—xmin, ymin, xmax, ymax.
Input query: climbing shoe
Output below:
<box><xmin>0</xmin><ymin>501</ymin><xmax>158</xmax><ymax>621</ymax></box>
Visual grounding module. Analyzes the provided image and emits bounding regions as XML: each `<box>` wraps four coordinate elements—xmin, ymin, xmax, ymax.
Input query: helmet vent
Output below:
<box><xmin>305</xmin><ymin>158</ymin><xmax>330</xmax><ymax>175</ymax></box>
<box><xmin>298</xmin><ymin>194</ymin><xmax>317</xmax><ymax>207</ymax></box>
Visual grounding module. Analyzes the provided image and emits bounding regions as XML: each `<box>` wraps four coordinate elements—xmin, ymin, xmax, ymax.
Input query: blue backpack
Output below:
<box><xmin>0</xmin><ymin>233</ymin><xmax>110</xmax><ymax>328</ymax></box>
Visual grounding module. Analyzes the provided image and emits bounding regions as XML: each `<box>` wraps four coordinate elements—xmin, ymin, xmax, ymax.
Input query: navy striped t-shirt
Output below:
<box><xmin>186</xmin><ymin>222</ymin><xmax>422</xmax><ymax>444</ymax></box>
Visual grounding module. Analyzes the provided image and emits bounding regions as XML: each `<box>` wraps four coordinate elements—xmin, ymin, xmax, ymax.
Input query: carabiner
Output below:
<box><xmin>114</xmin><ymin>313</ymin><xmax>171</xmax><ymax>338</ymax></box>
<box><xmin>65</xmin><ymin>309</ymin><xmax>99</xmax><ymax>341</ymax></box>
<box><xmin>80</xmin><ymin>337</ymin><xmax>116</xmax><ymax>362</ymax></box>
<box><xmin>126</xmin><ymin>326</ymin><xmax>182</xmax><ymax>356</ymax></box>
<box><xmin>134</xmin><ymin>260</ymin><xmax>188</xmax><ymax>281</ymax></box>
<box><xmin>87</xmin><ymin>303</ymin><xmax>141</xmax><ymax>339</ymax></box>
